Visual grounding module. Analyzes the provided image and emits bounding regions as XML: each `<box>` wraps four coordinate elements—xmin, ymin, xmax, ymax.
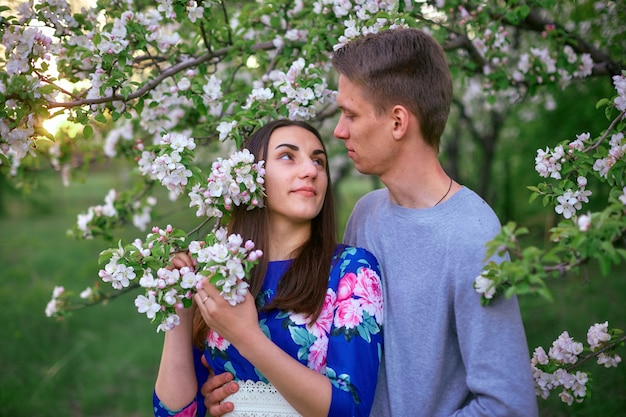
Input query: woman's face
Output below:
<box><xmin>263</xmin><ymin>125</ymin><xmax>328</xmax><ymax>227</ymax></box>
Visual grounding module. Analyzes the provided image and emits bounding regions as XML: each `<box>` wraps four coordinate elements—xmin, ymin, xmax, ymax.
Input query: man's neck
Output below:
<box><xmin>381</xmin><ymin>155</ymin><xmax>454</xmax><ymax>209</ymax></box>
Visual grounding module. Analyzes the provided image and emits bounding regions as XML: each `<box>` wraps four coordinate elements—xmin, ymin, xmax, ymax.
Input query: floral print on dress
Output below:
<box><xmin>153</xmin><ymin>245</ymin><xmax>383</xmax><ymax>417</ymax></box>
<box><xmin>153</xmin><ymin>394</ymin><xmax>198</xmax><ymax>417</ymax></box>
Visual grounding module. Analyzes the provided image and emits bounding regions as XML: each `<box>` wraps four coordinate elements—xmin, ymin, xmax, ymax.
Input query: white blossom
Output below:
<box><xmin>474</xmin><ymin>274</ymin><xmax>496</xmax><ymax>299</ymax></box>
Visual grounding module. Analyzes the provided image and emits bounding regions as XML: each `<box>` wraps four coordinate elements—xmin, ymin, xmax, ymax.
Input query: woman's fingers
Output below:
<box><xmin>199</xmin><ymin>279</ymin><xmax>222</xmax><ymax>298</ymax></box>
<box><xmin>170</xmin><ymin>251</ymin><xmax>195</xmax><ymax>269</ymax></box>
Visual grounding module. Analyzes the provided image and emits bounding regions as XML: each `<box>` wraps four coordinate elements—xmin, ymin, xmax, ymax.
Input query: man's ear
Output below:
<box><xmin>391</xmin><ymin>105</ymin><xmax>410</xmax><ymax>140</ymax></box>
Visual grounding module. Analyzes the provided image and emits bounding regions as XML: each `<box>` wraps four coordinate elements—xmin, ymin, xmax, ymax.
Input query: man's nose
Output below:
<box><xmin>333</xmin><ymin>119</ymin><xmax>348</xmax><ymax>140</ymax></box>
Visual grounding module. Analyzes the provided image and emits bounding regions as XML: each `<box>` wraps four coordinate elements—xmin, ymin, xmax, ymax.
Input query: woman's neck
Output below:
<box><xmin>266</xmin><ymin>220</ymin><xmax>311</xmax><ymax>261</ymax></box>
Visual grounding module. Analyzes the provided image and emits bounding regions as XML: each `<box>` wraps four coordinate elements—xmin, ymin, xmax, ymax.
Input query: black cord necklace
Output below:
<box><xmin>434</xmin><ymin>177</ymin><xmax>453</xmax><ymax>206</ymax></box>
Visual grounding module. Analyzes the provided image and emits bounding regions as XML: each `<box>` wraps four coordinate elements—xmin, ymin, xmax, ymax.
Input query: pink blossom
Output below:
<box><xmin>559</xmin><ymin>389</ymin><xmax>574</xmax><ymax>406</ymax></box>
<box><xmin>307</xmin><ymin>335</ymin><xmax>328</xmax><ymax>372</ymax></box>
<box><xmin>207</xmin><ymin>329</ymin><xmax>231</xmax><ymax>351</ymax></box>
<box><xmin>587</xmin><ymin>321</ymin><xmax>611</xmax><ymax>350</ymax></box>
<box><xmin>354</xmin><ymin>268</ymin><xmax>383</xmax><ymax>324</ymax></box>
<box><xmin>549</xmin><ymin>331</ymin><xmax>583</xmax><ymax>364</ymax></box>
<box><xmin>171</xmin><ymin>402</ymin><xmax>197</xmax><ymax>417</ymax></box>
<box><xmin>577</xmin><ymin>213</ymin><xmax>591</xmax><ymax>232</ymax></box>
<box><xmin>334</xmin><ymin>298</ymin><xmax>363</xmax><ymax>329</ymax></box>
<box><xmin>597</xmin><ymin>352</ymin><xmax>621</xmax><ymax>368</ymax></box>
<box><xmin>336</xmin><ymin>272</ymin><xmax>358</xmax><ymax>302</ymax></box>
<box><xmin>531</xmin><ymin>346</ymin><xmax>549</xmax><ymax>366</ymax></box>
<box><xmin>308</xmin><ymin>289</ymin><xmax>336</xmax><ymax>338</ymax></box>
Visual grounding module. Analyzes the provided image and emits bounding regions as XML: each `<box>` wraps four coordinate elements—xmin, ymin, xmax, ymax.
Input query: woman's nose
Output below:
<box><xmin>301</xmin><ymin>158</ymin><xmax>318</xmax><ymax>178</ymax></box>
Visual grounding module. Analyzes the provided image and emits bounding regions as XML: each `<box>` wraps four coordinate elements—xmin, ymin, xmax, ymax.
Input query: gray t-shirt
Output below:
<box><xmin>344</xmin><ymin>186</ymin><xmax>538</xmax><ymax>417</ymax></box>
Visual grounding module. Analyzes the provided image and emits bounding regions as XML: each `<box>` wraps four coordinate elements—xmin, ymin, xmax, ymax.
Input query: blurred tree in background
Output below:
<box><xmin>1</xmin><ymin>0</ymin><xmax>625</xmax><ymax>412</ymax></box>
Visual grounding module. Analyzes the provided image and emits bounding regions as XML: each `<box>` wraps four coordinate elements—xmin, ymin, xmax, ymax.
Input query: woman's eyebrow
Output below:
<box><xmin>274</xmin><ymin>143</ymin><xmax>326</xmax><ymax>156</ymax></box>
<box><xmin>274</xmin><ymin>143</ymin><xmax>299</xmax><ymax>151</ymax></box>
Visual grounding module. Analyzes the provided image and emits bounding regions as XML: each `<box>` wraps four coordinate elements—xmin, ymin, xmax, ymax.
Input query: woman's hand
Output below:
<box><xmin>194</xmin><ymin>277</ymin><xmax>260</xmax><ymax>347</ymax></box>
<box><xmin>169</xmin><ymin>251</ymin><xmax>196</xmax><ymax>271</ymax></box>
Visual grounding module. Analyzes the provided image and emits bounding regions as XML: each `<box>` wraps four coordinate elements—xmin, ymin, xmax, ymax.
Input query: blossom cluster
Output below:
<box><xmin>188</xmin><ymin>227</ymin><xmax>263</xmax><ymax>306</ymax></box>
<box><xmin>44</xmin><ymin>285</ymin><xmax>66</xmax><ymax>318</ymax></box>
<box><xmin>95</xmin><ymin>149</ymin><xmax>265</xmax><ymax>331</ymax></box>
<box><xmin>613</xmin><ymin>74</ymin><xmax>626</xmax><ymax>113</ymax></box>
<box><xmin>554</xmin><ymin>179</ymin><xmax>592</xmax><ymax>220</ymax></box>
<box><xmin>189</xmin><ymin>149</ymin><xmax>266</xmax><ymax>220</ymax></box>
<box><xmin>137</xmin><ymin>132</ymin><xmax>196</xmax><ymax>200</ymax></box>
<box><xmin>535</xmin><ymin>144</ymin><xmax>565</xmax><ymax>180</ymax></box>
<box><xmin>592</xmin><ymin>132</ymin><xmax>625</xmax><ymax>178</ymax></box>
<box><xmin>332</xmin><ymin>1</ymin><xmax>405</xmax><ymax>51</ymax></box>
<box><xmin>533</xmin><ymin>75</ymin><xmax>626</xmax><ymax>220</ymax></box>
<box><xmin>73</xmin><ymin>188</ymin><xmax>157</xmax><ymax>239</ymax></box>
<box><xmin>138</xmin><ymin>81</ymin><xmax>195</xmax><ymax>136</ymax></box>
<box><xmin>46</xmin><ymin>148</ymin><xmax>267</xmax><ymax>330</ymax></box>
<box><xmin>531</xmin><ymin>323</ymin><xmax>622</xmax><ymax>405</ymax></box>
<box><xmin>98</xmin><ymin>222</ymin><xmax>262</xmax><ymax>332</ymax></box>
<box><xmin>265</xmin><ymin>57</ymin><xmax>335</xmax><ymax>120</ymax></box>
<box><xmin>512</xmin><ymin>46</ymin><xmax>593</xmax><ymax>85</ymax></box>
<box><xmin>473</xmin><ymin>274</ymin><xmax>496</xmax><ymax>300</ymax></box>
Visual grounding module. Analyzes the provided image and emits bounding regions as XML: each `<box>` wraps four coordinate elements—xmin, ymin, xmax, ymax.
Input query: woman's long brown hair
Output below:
<box><xmin>193</xmin><ymin>120</ymin><xmax>337</xmax><ymax>348</ymax></box>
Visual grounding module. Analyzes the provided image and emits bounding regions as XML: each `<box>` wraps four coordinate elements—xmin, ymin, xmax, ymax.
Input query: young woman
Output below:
<box><xmin>153</xmin><ymin>120</ymin><xmax>383</xmax><ymax>417</ymax></box>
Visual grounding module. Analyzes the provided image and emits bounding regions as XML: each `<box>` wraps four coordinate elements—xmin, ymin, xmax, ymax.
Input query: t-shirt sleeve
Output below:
<box><xmin>326</xmin><ymin>247</ymin><xmax>384</xmax><ymax>417</ymax></box>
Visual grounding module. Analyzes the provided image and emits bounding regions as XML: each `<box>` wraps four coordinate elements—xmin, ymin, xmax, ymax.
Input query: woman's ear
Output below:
<box><xmin>391</xmin><ymin>105</ymin><xmax>410</xmax><ymax>140</ymax></box>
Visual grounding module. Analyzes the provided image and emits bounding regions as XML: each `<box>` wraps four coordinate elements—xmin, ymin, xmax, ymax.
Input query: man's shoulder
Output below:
<box><xmin>451</xmin><ymin>187</ymin><xmax>501</xmax><ymax>223</ymax></box>
<box><xmin>353</xmin><ymin>187</ymin><xmax>387</xmax><ymax>209</ymax></box>
<box><xmin>446</xmin><ymin>188</ymin><xmax>504</xmax><ymax>251</ymax></box>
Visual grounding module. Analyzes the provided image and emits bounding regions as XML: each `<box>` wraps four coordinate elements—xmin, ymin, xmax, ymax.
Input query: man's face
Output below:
<box><xmin>334</xmin><ymin>75</ymin><xmax>394</xmax><ymax>176</ymax></box>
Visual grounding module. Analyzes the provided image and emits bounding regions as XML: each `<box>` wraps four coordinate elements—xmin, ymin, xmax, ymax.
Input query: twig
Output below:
<box><xmin>63</xmin><ymin>283</ymin><xmax>140</xmax><ymax>312</ymax></box>
<box><xmin>583</xmin><ymin>110</ymin><xmax>626</xmax><ymax>153</ymax></box>
<box><xmin>566</xmin><ymin>334</ymin><xmax>626</xmax><ymax>371</ymax></box>
<box><xmin>47</xmin><ymin>41</ymin><xmax>276</xmax><ymax>109</ymax></box>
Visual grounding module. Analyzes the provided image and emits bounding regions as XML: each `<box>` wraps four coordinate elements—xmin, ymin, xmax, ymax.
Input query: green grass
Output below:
<box><xmin>1</xmin><ymin>171</ymin><xmax>624</xmax><ymax>416</ymax></box>
<box><xmin>0</xmin><ymin>168</ymin><xmax>194</xmax><ymax>417</ymax></box>
<box><xmin>520</xmin><ymin>267</ymin><xmax>626</xmax><ymax>417</ymax></box>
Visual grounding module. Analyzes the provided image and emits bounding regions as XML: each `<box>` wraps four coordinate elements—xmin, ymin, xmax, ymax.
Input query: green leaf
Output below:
<box><xmin>596</xmin><ymin>98</ymin><xmax>610</xmax><ymax>109</ymax></box>
<box><xmin>95</xmin><ymin>113</ymin><xmax>107</xmax><ymax>124</ymax></box>
<box><xmin>83</xmin><ymin>124</ymin><xmax>93</xmax><ymax>139</ymax></box>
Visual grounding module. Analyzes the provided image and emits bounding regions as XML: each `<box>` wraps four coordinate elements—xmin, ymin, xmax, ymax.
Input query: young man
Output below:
<box><xmin>331</xmin><ymin>28</ymin><xmax>538</xmax><ymax>416</ymax></box>
<box><xmin>202</xmin><ymin>28</ymin><xmax>538</xmax><ymax>417</ymax></box>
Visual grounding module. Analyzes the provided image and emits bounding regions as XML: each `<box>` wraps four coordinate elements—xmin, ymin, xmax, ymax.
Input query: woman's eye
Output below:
<box><xmin>279</xmin><ymin>153</ymin><xmax>292</xmax><ymax>160</ymax></box>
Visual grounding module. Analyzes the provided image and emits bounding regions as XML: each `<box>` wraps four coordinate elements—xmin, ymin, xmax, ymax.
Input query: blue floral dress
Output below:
<box><xmin>154</xmin><ymin>245</ymin><xmax>383</xmax><ymax>417</ymax></box>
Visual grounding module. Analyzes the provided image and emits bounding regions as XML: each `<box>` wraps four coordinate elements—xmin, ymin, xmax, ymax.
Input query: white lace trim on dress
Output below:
<box><xmin>222</xmin><ymin>380</ymin><xmax>302</xmax><ymax>417</ymax></box>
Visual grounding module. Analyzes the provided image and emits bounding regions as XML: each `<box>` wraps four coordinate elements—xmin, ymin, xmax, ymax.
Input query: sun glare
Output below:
<box><xmin>42</xmin><ymin>108</ymin><xmax>84</xmax><ymax>137</ymax></box>
<box><xmin>39</xmin><ymin>52</ymin><xmax>90</xmax><ymax>137</ymax></box>
<box><xmin>42</xmin><ymin>113</ymin><xmax>68</xmax><ymax>136</ymax></box>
